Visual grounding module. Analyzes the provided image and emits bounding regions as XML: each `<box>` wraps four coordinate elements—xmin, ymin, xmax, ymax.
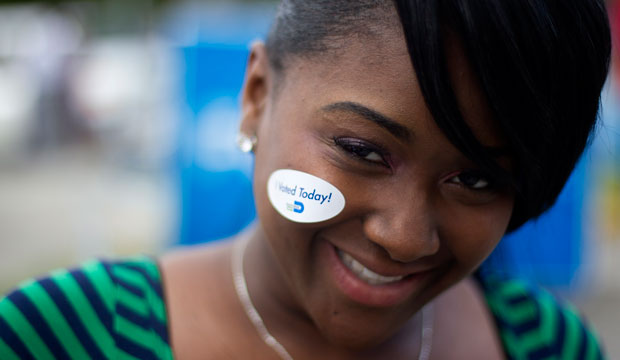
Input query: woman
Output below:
<box><xmin>0</xmin><ymin>0</ymin><xmax>610</xmax><ymax>359</ymax></box>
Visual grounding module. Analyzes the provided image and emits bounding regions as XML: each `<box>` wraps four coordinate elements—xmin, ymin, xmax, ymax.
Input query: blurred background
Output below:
<box><xmin>0</xmin><ymin>0</ymin><xmax>617</xmax><ymax>355</ymax></box>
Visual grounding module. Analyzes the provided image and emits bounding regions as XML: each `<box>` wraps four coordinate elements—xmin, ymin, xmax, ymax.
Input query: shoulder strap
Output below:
<box><xmin>106</xmin><ymin>256</ymin><xmax>172</xmax><ymax>359</ymax></box>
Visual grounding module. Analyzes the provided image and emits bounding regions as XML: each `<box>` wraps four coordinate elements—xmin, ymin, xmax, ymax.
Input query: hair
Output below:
<box><xmin>265</xmin><ymin>0</ymin><xmax>611</xmax><ymax>231</ymax></box>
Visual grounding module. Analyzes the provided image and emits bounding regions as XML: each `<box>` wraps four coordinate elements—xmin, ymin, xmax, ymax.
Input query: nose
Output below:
<box><xmin>362</xmin><ymin>187</ymin><xmax>440</xmax><ymax>263</ymax></box>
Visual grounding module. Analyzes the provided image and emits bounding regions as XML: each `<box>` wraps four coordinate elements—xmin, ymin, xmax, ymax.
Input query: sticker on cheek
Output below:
<box><xmin>267</xmin><ymin>169</ymin><xmax>346</xmax><ymax>223</ymax></box>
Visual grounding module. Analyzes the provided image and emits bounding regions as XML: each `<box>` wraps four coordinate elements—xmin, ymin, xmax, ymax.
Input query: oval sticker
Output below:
<box><xmin>267</xmin><ymin>169</ymin><xmax>346</xmax><ymax>223</ymax></box>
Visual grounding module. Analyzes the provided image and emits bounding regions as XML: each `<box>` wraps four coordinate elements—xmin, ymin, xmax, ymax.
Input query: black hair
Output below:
<box><xmin>265</xmin><ymin>0</ymin><xmax>611</xmax><ymax>231</ymax></box>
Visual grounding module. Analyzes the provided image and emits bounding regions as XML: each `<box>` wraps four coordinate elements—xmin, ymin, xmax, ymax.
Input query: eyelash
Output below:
<box><xmin>333</xmin><ymin>137</ymin><xmax>389</xmax><ymax>168</ymax></box>
<box><xmin>447</xmin><ymin>170</ymin><xmax>495</xmax><ymax>192</ymax></box>
<box><xmin>334</xmin><ymin>137</ymin><xmax>497</xmax><ymax>192</ymax></box>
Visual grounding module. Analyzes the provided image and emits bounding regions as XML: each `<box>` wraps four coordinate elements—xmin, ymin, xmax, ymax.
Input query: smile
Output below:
<box><xmin>324</xmin><ymin>241</ymin><xmax>428</xmax><ymax>307</ymax></box>
<box><xmin>337</xmin><ymin>249</ymin><xmax>405</xmax><ymax>285</ymax></box>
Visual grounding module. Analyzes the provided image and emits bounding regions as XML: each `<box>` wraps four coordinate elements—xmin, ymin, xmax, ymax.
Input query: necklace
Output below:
<box><xmin>232</xmin><ymin>238</ymin><xmax>434</xmax><ymax>360</ymax></box>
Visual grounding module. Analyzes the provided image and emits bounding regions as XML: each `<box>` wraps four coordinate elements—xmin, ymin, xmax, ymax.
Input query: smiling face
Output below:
<box><xmin>241</xmin><ymin>16</ymin><xmax>514</xmax><ymax>349</ymax></box>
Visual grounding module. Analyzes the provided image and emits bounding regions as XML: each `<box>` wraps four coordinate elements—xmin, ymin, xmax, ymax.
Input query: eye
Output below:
<box><xmin>334</xmin><ymin>137</ymin><xmax>388</xmax><ymax>166</ymax></box>
<box><xmin>448</xmin><ymin>171</ymin><xmax>492</xmax><ymax>190</ymax></box>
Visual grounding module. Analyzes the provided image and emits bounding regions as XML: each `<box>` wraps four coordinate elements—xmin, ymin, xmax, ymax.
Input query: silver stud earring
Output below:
<box><xmin>237</xmin><ymin>133</ymin><xmax>257</xmax><ymax>153</ymax></box>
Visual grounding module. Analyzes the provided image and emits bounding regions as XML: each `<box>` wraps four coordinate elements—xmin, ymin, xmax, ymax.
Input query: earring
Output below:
<box><xmin>237</xmin><ymin>133</ymin><xmax>258</xmax><ymax>153</ymax></box>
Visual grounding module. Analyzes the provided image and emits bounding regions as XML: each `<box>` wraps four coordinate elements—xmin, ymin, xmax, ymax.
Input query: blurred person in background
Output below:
<box><xmin>0</xmin><ymin>0</ymin><xmax>612</xmax><ymax>359</ymax></box>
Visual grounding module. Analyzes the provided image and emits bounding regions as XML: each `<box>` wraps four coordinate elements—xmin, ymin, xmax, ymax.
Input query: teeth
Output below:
<box><xmin>337</xmin><ymin>249</ymin><xmax>404</xmax><ymax>285</ymax></box>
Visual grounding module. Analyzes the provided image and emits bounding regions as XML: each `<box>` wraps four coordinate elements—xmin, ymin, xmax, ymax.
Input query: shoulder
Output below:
<box><xmin>475</xmin><ymin>271</ymin><xmax>605</xmax><ymax>360</ymax></box>
<box><xmin>159</xmin><ymin>241</ymin><xmax>248</xmax><ymax>359</ymax></box>
<box><xmin>0</xmin><ymin>256</ymin><xmax>173</xmax><ymax>360</ymax></box>
<box><xmin>431</xmin><ymin>277</ymin><xmax>506</xmax><ymax>359</ymax></box>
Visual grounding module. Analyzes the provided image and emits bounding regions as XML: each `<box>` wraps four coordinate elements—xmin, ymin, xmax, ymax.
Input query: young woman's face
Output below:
<box><xmin>242</xmin><ymin>22</ymin><xmax>514</xmax><ymax>348</ymax></box>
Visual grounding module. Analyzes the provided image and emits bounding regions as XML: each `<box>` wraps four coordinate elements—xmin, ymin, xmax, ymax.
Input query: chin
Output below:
<box><xmin>310</xmin><ymin>301</ymin><xmax>415</xmax><ymax>352</ymax></box>
<box><xmin>318</xmin><ymin>323</ymin><xmax>393</xmax><ymax>350</ymax></box>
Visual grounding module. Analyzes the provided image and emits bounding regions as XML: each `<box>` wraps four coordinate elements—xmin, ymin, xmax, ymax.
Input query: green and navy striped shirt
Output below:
<box><xmin>0</xmin><ymin>256</ymin><xmax>171</xmax><ymax>360</ymax></box>
<box><xmin>0</xmin><ymin>257</ymin><xmax>604</xmax><ymax>359</ymax></box>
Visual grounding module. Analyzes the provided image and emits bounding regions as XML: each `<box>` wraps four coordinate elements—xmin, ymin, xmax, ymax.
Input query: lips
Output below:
<box><xmin>324</xmin><ymin>241</ymin><xmax>431</xmax><ymax>307</ymax></box>
<box><xmin>337</xmin><ymin>249</ymin><xmax>405</xmax><ymax>285</ymax></box>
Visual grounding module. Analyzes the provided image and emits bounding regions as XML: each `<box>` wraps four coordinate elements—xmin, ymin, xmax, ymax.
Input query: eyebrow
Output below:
<box><xmin>321</xmin><ymin>101</ymin><xmax>412</xmax><ymax>141</ymax></box>
<box><xmin>322</xmin><ymin>101</ymin><xmax>512</xmax><ymax>158</ymax></box>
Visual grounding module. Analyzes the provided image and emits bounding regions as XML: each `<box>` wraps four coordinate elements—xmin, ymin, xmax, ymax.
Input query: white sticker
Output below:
<box><xmin>267</xmin><ymin>169</ymin><xmax>346</xmax><ymax>223</ymax></box>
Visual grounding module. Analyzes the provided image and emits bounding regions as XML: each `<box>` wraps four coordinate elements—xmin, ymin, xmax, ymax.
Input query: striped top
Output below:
<box><xmin>0</xmin><ymin>256</ymin><xmax>171</xmax><ymax>360</ymax></box>
<box><xmin>476</xmin><ymin>272</ymin><xmax>605</xmax><ymax>360</ymax></box>
<box><xmin>0</xmin><ymin>257</ymin><xmax>605</xmax><ymax>359</ymax></box>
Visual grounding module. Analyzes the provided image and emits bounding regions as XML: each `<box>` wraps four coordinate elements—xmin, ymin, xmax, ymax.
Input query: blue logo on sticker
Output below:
<box><xmin>286</xmin><ymin>201</ymin><xmax>304</xmax><ymax>213</ymax></box>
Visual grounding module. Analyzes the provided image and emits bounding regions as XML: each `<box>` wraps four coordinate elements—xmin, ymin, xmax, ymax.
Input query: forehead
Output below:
<box><xmin>274</xmin><ymin>22</ymin><xmax>503</xmax><ymax>149</ymax></box>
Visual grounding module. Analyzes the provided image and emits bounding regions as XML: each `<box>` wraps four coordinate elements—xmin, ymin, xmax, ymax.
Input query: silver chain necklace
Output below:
<box><xmin>232</xmin><ymin>238</ymin><xmax>434</xmax><ymax>360</ymax></box>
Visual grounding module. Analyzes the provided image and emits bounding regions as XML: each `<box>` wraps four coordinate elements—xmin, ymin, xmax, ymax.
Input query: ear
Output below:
<box><xmin>240</xmin><ymin>42</ymin><xmax>271</xmax><ymax>138</ymax></box>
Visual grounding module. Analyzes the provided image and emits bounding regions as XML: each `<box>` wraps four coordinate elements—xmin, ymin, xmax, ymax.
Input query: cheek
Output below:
<box><xmin>439</xmin><ymin>198</ymin><xmax>513</xmax><ymax>267</ymax></box>
<box><xmin>251</xmin><ymin>143</ymin><xmax>331</xmax><ymax>265</ymax></box>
